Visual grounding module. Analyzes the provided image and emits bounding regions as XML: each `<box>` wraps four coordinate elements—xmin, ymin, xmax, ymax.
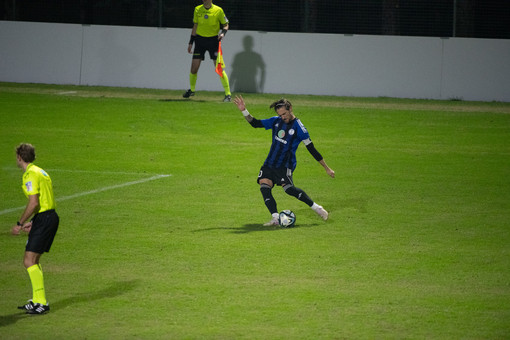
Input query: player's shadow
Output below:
<box><xmin>230</xmin><ymin>35</ymin><xmax>266</xmax><ymax>93</ymax></box>
<box><xmin>0</xmin><ymin>280</ymin><xmax>138</xmax><ymax>327</ymax></box>
<box><xmin>192</xmin><ymin>223</ymin><xmax>318</xmax><ymax>234</ymax></box>
<box><xmin>159</xmin><ymin>99</ymin><xmax>207</xmax><ymax>102</ymax></box>
<box><xmin>55</xmin><ymin>279</ymin><xmax>138</xmax><ymax>310</ymax></box>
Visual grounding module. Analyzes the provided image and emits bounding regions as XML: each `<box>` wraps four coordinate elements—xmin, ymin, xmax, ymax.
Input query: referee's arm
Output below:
<box><xmin>218</xmin><ymin>23</ymin><xmax>229</xmax><ymax>41</ymax></box>
<box><xmin>188</xmin><ymin>24</ymin><xmax>198</xmax><ymax>53</ymax></box>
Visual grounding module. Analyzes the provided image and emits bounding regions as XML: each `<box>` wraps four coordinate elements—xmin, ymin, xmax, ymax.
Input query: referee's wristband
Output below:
<box><xmin>221</xmin><ymin>29</ymin><xmax>228</xmax><ymax>36</ymax></box>
<box><xmin>242</xmin><ymin>109</ymin><xmax>250</xmax><ymax>117</ymax></box>
<box><xmin>188</xmin><ymin>35</ymin><xmax>195</xmax><ymax>45</ymax></box>
<box><xmin>17</xmin><ymin>221</ymin><xmax>22</xmax><ymax>226</ymax></box>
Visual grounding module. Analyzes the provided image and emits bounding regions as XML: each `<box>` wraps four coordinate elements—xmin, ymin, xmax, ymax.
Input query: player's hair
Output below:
<box><xmin>16</xmin><ymin>143</ymin><xmax>36</xmax><ymax>163</ymax></box>
<box><xmin>270</xmin><ymin>98</ymin><xmax>292</xmax><ymax>112</ymax></box>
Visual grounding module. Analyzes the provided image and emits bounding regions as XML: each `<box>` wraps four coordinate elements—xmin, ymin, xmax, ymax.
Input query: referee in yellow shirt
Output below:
<box><xmin>12</xmin><ymin>143</ymin><xmax>59</xmax><ymax>315</ymax></box>
<box><xmin>183</xmin><ymin>0</ymin><xmax>232</xmax><ymax>102</ymax></box>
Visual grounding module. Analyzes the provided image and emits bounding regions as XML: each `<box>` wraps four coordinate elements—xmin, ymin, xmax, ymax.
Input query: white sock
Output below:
<box><xmin>272</xmin><ymin>213</ymin><xmax>279</xmax><ymax>219</ymax></box>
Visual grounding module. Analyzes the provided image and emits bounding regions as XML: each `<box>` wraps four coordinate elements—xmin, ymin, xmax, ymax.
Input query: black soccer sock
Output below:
<box><xmin>283</xmin><ymin>185</ymin><xmax>314</xmax><ymax>207</ymax></box>
<box><xmin>260</xmin><ymin>184</ymin><xmax>278</xmax><ymax>214</ymax></box>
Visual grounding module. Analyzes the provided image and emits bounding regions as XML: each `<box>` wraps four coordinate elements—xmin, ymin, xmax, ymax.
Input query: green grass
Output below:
<box><xmin>1</xmin><ymin>82</ymin><xmax>509</xmax><ymax>339</ymax></box>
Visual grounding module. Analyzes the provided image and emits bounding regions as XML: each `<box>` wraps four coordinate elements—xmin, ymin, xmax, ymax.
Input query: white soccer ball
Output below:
<box><xmin>279</xmin><ymin>210</ymin><xmax>296</xmax><ymax>228</ymax></box>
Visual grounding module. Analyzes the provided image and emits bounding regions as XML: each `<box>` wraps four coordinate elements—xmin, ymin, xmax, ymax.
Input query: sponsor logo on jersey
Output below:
<box><xmin>204</xmin><ymin>14</ymin><xmax>209</xmax><ymax>19</ymax></box>
<box><xmin>275</xmin><ymin>129</ymin><xmax>288</xmax><ymax>144</ymax></box>
<box><xmin>25</xmin><ymin>181</ymin><xmax>32</xmax><ymax>192</ymax></box>
<box><xmin>289</xmin><ymin>129</ymin><xmax>295</xmax><ymax>135</ymax></box>
<box><xmin>275</xmin><ymin>136</ymin><xmax>288</xmax><ymax>144</ymax></box>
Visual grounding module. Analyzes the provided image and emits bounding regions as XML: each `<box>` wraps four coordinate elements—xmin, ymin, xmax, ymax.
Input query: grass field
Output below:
<box><xmin>1</xmin><ymin>82</ymin><xmax>509</xmax><ymax>339</ymax></box>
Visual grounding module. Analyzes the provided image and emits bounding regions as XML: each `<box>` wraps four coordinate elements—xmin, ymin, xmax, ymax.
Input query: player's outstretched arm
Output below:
<box><xmin>305</xmin><ymin>140</ymin><xmax>335</xmax><ymax>179</ymax></box>
<box><xmin>233</xmin><ymin>95</ymin><xmax>255</xmax><ymax>124</ymax></box>
<box><xmin>233</xmin><ymin>95</ymin><xmax>246</xmax><ymax>111</ymax></box>
<box><xmin>319</xmin><ymin>159</ymin><xmax>335</xmax><ymax>178</ymax></box>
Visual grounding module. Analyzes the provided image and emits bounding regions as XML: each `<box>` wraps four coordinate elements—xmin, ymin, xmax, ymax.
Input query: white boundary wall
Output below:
<box><xmin>1</xmin><ymin>21</ymin><xmax>509</xmax><ymax>101</ymax></box>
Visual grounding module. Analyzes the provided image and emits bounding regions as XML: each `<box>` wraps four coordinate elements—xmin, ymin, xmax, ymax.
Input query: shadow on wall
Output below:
<box><xmin>230</xmin><ymin>35</ymin><xmax>266</xmax><ymax>93</ymax></box>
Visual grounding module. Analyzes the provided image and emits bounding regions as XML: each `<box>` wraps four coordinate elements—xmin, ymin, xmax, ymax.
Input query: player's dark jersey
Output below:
<box><xmin>260</xmin><ymin>116</ymin><xmax>310</xmax><ymax>171</ymax></box>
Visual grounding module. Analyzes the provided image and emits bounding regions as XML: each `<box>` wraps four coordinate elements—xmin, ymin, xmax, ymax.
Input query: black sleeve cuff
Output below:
<box><xmin>306</xmin><ymin>142</ymin><xmax>323</xmax><ymax>161</ymax></box>
<box><xmin>249</xmin><ymin>118</ymin><xmax>264</xmax><ymax>128</ymax></box>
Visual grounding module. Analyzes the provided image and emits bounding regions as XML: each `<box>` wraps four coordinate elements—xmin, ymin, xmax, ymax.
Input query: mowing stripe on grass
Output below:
<box><xmin>0</xmin><ymin>174</ymin><xmax>171</xmax><ymax>216</ymax></box>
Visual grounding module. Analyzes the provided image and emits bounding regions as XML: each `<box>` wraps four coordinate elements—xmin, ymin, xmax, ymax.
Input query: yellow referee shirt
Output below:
<box><xmin>22</xmin><ymin>163</ymin><xmax>56</xmax><ymax>213</ymax></box>
<box><xmin>193</xmin><ymin>4</ymin><xmax>229</xmax><ymax>37</ymax></box>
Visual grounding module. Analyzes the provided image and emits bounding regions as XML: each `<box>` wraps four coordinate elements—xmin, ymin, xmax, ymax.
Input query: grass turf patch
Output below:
<box><xmin>1</xmin><ymin>83</ymin><xmax>509</xmax><ymax>339</ymax></box>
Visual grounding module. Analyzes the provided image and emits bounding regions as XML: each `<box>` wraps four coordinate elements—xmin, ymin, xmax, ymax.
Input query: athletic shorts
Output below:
<box><xmin>26</xmin><ymin>209</ymin><xmax>59</xmax><ymax>254</ymax></box>
<box><xmin>257</xmin><ymin>165</ymin><xmax>294</xmax><ymax>187</ymax></box>
<box><xmin>193</xmin><ymin>35</ymin><xmax>219</xmax><ymax>60</ymax></box>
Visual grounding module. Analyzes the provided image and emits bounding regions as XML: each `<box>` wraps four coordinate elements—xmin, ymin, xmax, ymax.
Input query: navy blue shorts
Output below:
<box><xmin>26</xmin><ymin>210</ymin><xmax>59</xmax><ymax>254</ymax></box>
<box><xmin>257</xmin><ymin>166</ymin><xmax>294</xmax><ymax>187</ymax></box>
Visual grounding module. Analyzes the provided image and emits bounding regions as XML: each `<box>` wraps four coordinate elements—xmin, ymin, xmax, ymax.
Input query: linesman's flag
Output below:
<box><xmin>215</xmin><ymin>41</ymin><xmax>225</xmax><ymax>77</ymax></box>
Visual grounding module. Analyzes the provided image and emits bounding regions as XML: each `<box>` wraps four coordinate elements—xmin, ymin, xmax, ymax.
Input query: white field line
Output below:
<box><xmin>46</xmin><ymin>168</ymin><xmax>155</xmax><ymax>176</ymax></box>
<box><xmin>0</xmin><ymin>174</ymin><xmax>171</xmax><ymax>216</ymax></box>
<box><xmin>2</xmin><ymin>167</ymin><xmax>154</xmax><ymax>176</ymax></box>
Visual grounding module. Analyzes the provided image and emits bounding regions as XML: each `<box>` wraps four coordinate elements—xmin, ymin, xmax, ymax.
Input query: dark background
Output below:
<box><xmin>1</xmin><ymin>0</ymin><xmax>509</xmax><ymax>39</ymax></box>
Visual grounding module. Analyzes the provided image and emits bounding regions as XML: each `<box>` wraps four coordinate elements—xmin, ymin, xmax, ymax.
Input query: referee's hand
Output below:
<box><xmin>22</xmin><ymin>221</ymin><xmax>32</xmax><ymax>233</ymax></box>
<box><xmin>11</xmin><ymin>225</ymin><xmax>21</xmax><ymax>235</ymax></box>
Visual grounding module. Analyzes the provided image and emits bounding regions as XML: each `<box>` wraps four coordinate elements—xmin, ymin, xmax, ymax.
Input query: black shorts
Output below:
<box><xmin>26</xmin><ymin>210</ymin><xmax>59</xmax><ymax>254</ymax></box>
<box><xmin>257</xmin><ymin>165</ymin><xmax>294</xmax><ymax>187</ymax></box>
<box><xmin>193</xmin><ymin>36</ymin><xmax>219</xmax><ymax>60</ymax></box>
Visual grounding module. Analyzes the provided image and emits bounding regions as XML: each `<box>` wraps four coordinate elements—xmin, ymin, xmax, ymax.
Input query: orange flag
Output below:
<box><xmin>215</xmin><ymin>41</ymin><xmax>225</xmax><ymax>77</ymax></box>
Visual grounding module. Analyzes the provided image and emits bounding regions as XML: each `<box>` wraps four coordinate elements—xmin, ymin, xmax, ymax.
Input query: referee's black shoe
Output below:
<box><xmin>18</xmin><ymin>300</ymin><xmax>50</xmax><ymax>314</ymax></box>
<box><xmin>26</xmin><ymin>303</ymin><xmax>50</xmax><ymax>315</ymax></box>
<box><xmin>18</xmin><ymin>300</ymin><xmax>34</xmax><ymax>311</ymax></box>
<box><xmin>183</xmin><ymin>89</ymin><xmax>195</xmax><ymax>98</ymax></box>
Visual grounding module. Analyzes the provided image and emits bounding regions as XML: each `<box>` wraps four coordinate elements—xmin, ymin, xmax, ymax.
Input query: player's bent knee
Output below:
<box><xmin>260</xmin><ymin>183</ymin><xmax>272</xmax><ymax>190</ymax></box>
<box><xmin>283</xmin><ymin>184</ymin><xmax>298</xmax><ymax>196</ymax></box>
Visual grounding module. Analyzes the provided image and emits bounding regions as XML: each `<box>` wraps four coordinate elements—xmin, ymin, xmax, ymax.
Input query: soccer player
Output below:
<box><xmin>233</xmin><ymin>95</ymin><xmax>335</xmax><ymax>226</ymax></box>
<box><xmin>183</xmin><ymin>0</ymin><xmax>232</xmax><ymax>102</ymax></box>
<box><xmin>11</xmin><ymin>143</ymin><xmax>59</xmax><ymax>315</ymax></box>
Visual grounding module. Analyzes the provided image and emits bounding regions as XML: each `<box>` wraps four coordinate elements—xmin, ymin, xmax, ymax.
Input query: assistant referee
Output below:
<box><xmin>12</xmin><ymin>143</ymin><xmax>59</xmax><ymax>315</ymax></box>
<box><xmin>183</xmin><ymin>0</ymin><xmax>232</xmax><ymax>102</ymax></box>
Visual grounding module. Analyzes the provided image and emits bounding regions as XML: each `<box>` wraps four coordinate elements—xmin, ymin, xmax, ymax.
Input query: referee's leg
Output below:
<box><xmin>25</xmin><ymin>251</ymin><xmax>48</xmax><ymax>306</ymax></box>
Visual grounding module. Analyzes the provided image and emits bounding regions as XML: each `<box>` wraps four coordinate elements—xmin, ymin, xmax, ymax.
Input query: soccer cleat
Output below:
<box><xmin>263</xmin><ymin>216</ymin><xmax>279</xmax><ymax>226</ymax></box>
<box><xmin>183</xmin><ymin>89</ymin><xmax>195</xmax><ymax>98</ymax></box>
<box><xmin>315</xmin><ymin>205</ymin><xmax>329</xmax><ymax>220</ymax></box>
<box><xmin>223</xmin><ymin>95</ymin><xmax>232</xmax><ymax>102</ymax></box>
<box><xmin>26</xmin><ymin>303</ymin><xmax>50</xmax><ymax>315</ymax></box>
<box><xmin>18</xmin><ymin>300</ymin><xmax>34</xmax><ymax>311</ymax></box>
